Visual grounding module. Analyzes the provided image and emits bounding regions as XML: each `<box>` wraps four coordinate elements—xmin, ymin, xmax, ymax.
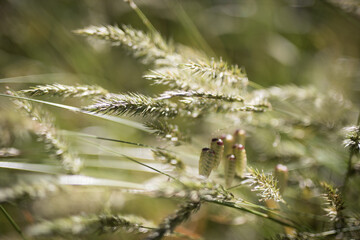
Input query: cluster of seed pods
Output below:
<box><xmin>198</xmin><ymin>138</ymin><xmax>224</xmax><ymax>178</ymax></box>
<box><xmin>198</xmin><ymin>129</ymin><xmax>248</xmax><ymax>187</ymax></box>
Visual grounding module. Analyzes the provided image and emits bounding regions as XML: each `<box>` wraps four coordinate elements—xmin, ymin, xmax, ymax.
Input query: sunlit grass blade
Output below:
<box><xmin>61</xmin><ymin>130</ymin><xmax>173</xmax><ymax>153</ymax></box>
<box><xmin>58</xmin><ymin>175</ymin><xmax>145</xmax><ymax>189</ymax></box>
<box><xmin>0</xmin><ymin>161</ymin><xmax>62</xmax><ymax>174</ymax></box>
<box><xmin>81</xmin><ymin>138</ymin><xmax>183</xmax><ymax>184</ymax></box>
<box><xmin>0</xmin><ymin>93</ymin><xmax>150</xmax><ymax>132</ymax></box>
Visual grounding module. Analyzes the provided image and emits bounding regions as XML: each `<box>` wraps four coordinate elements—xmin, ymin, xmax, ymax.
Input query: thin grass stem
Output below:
<box><xmin>82</xmin><ymin>139</ymin><xmax>184</xmax><ymax>185</ymax></box>
<box><xmin>0</xmin><ymin>205</ymin><xmax>27</xmax><ymax>240</ymax></box>
<box><xmin>0</xmin><ymin>93</ymin><xmax>150</xmax><ymax>132</ymax></box>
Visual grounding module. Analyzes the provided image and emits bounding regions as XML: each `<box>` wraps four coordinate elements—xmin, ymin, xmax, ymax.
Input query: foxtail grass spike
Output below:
<box><xmin>246</xmin><ymin>168</ymin><xmax>285</xmax><ymax>203</ymax></box>
<box><xmin>185</xmin><ymin>59</ymin><xmax>248</xmax><ymax>88</ymax></box>
<box><xmin>20</xmin><ymin>84</ymin><xmax>108</xmax><ymax>98</ymax></box>
<box><xmin>234</xmin><ymin>129</ymin><xmax>246</xmax><ymax>146</ymax></box>
<box><xmin>74</xmin><ymin>25</ymin><xmax>179</xmax><ymax>66</ymax></box>
<box><xmin>0</xmin><ymin>181</ymin><xmax>59</xmax><ymax>204</ymax></box>
<box><xmin>145</xmin><ymin>201</ymin><xmax>201</xmax><ymax>240</ymax></box>
<box><xmin>343</xmin><ymin>125</ymin><xmax>360</xmax><ymax>155</ymax></box>
<box><xmin>26</xmin><ymin>213</ymin><xmax>155</xmax><ymax>237</ymax></box>
<box><xmin>0</xmin><ymin>148</ymin><xmax>20</xmax><ymax>158</ymax></box>
<box><xmin>321</xmin><ymin>182</ymin><xmax>345</xmax><ymax>224</ymax></box>
<box><xmin>158</xmin><ymin>90</ymin><xmax>244</xmax><ymax>102</ymax></box>
<box><xmin>152</xmin><ymin>150</ymin><xmax>185</xmax><ymax>170</ymax></box>
<box><xmin>82</xmin><ymin>93</ymin><xmax>178</xmax><ymax>118</ymax></box>
<box><xmin>6</xmin><ymin>90</ymin><xmax>82</xmax><ymax>174</ymax></box>
<box><xmin>210</xmin><ymin>138</ymin><xmax>224</xmax><ymax>169</ymax></box>
<box><xmin>233</xmin><ymin>144</ymin><xmax>247</xmax><ymax>178</ymax></box>
<box><xmin>225</xmin><ymin>154</ymin><xmax>236</xmax><ymax>187</ymax></box>
<box><xmin>231</xmin><ymin>106</ymin><xmax>266</xmax><ymax>112</ymax></box>
<box><xmin>145</xmin><ymin>121</ymin><xmax>187</xmax><ymax>145</ymax></box>
<box><xmin>274</xmin><ymin>164</ymin><xmax>288</xmax><ymax>195</ymax></box>
<box><xmin>199</xmin><ymin>148</ymin><xmax>216</xmax><ymax>178</ymax></box>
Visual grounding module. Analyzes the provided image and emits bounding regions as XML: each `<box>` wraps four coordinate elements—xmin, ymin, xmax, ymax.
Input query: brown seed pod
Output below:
<box><xmin>225</xmin><ymin>154</ymin><xmax>236</xmax><ymax>187</ymax></box>
<box><xmin>233</xmin><ymin>144</ymin><xmax>247</xmax><ymax>178</ymax></box>
<box><xmin>220</xmin><ymin>134</ymin><xmax>234</xmax><ymax>160</ymax></box>
<box><xmin>199</xmin><ymin>148</ymin><xmax>216</xmax><ymax>178</ymax></box>
<box><xmin>234</xmin><ymin>129</ymin><xmax>246</xmax><ymax>146</ymax></box>
<box><xmin>210</xmin><ymin>138</ymin><xmax>224</xmax><ymax>169</ymax></box>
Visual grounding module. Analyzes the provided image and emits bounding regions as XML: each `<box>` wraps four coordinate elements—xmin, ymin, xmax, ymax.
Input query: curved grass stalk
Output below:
<box><xmin>0</xmin><ymin>93</ymin><xmax>150</xmax><ymax>132</ymax></box>
<box><xmin>0</xmin><ymin>205</ymin><xmax>27</xmax><ymax>240</ymax></box>
<box><xmin>81</xmin><ymin>138</ymin><xmax>184</xmax><ymax>185</ymax></box>
<box><xmin>0</xmin><ymin>161</ymin><xmax>63</xmax><ymax>174</ymax></box>
<box><xmin>135</xmin><ymin>187</ymin><xmax>297</xmax><ymax>229</ymax></box>
<box><xmin>61</xmin><ymin>130</ymin><xmax>171</xmax><ymax>152</ymax></box>
<box><xmin>84</xmin><ymin>159</ymin><xmax>175</xmax><ymax>173</ymax></box>
<box><xmin>247</xmin><ymin>81</ymin><xmax>264</xmax><ymax>89</ymax></box>
<box><xmin>124</xmin><ymin>0</ymin><xmax>159</xmax><ymax>37</ymax></box>
<box><xmin>305</xmin><ymin>225</ymin><xmax>360</xmax><ymax>238</ymax></box>
<box><xmin>205</xmin><ymin>198</ymin><xmax>297</xmax><ymax>229</ymax></box>
<box><xmin>167</xmin><ymin>0</ymin><xmax>215</xmax><ymax>57</ymax></box>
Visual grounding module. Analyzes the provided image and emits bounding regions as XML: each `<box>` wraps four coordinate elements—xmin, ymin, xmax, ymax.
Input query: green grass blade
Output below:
<box><xmin>0</xmin><ymin>205</ymin><xmax>27</xmax><ymax>240</ymax></box>
<box><xmin>82</xmin><ymin>138</ymin><xmax>183</xmax><ymax>184</ymax></box>
<box><xmin>0</xmin><ymin>93</ymin><xmax>150</xmax><ymax>132</ymax></box>
<box><xmin>0</xmin><ymin>161</ymin><xmax>62</xmax><ymax>174</ymax></box>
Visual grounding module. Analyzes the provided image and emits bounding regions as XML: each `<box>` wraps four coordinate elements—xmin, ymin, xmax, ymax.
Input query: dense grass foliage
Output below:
<box><xmin>0</xmin><ymin>1</ymin><xmax>360</xmax><ymax>239</ymax></box>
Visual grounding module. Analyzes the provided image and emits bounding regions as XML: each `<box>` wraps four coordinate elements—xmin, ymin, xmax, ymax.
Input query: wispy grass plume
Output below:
<box><xmin>0</xmin><ymin>148</ymin><xmax>20</xmax><ymax>158</ymax></box>
<box><xmin>26</xmin><ymin>213</ymin><xmax>155</xmax><ymax>237</ymax></box>
<box><xmin>74</xmin><ymin>25</ymin><xmax>181</xmax><ymax>66</ymax></box>
<box><xmin>321</xmin><ymin>182</ymin><xmax>345</xmax><ymax>224</ymax></box>
<box><xmin>6</xmin><ymin>90</ymin><xmax>83</xmax><ymax>174</ymax></box>
<box><xmin>0</xmin><ymin>180</ymin><xmax>59</xmax><ymax>204</ymax></box>
<box><xmin>158</xmin><ymin>90</ymin><xmax>244</xmax><ymax>102</ymax></box>
<box><xmin>245</xmin><ymin>168</ymin><xmax>285</xmax><ymax>203</ymax></box>
<box><xmin>343</xmin><ymin>125</ymin><xmax>360</xmax><ymax>155</ymax></box>
<box><xmin>145</xmin><ymin>120</ymin><xmax>188</xmax><ymax>145</ymax></box>
<box><xmin>20</xmin><ymin>84</ymin><xmax>108</xmax><ymax>98</ymax></box>
<box><xmin>144</xmin><ymin>69</ymin><xmax>201</xmax><ymax>91</ymax></box>
<box><xmin>83</xmin><ymin>93</ymin><xmax>179</xmax><ymax>118</ymax></box>
<box><xmin>152</xmin><ymin>150</ymin><xmax>185</xmax><ymax>170</ymax></box>
<box><xmin>145</xmin><ymin>201</ymin><xmax>201</xmax><ymax>240</ymax></box>
<box><xmin>185</xmin><ymin>58</ymin><xmax>248</xmax><ymax>88</ymax></box>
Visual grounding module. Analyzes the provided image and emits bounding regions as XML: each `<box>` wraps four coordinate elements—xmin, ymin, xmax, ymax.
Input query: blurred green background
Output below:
<box><xmin>0</xmin><ymin>0</ymin><xmax>360</xmax><ymax>239</ymax></box>
<box><xmin>1</xmin><ymin>0</ymin><xmax>359</xmax><ymax>97</ymax></box>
